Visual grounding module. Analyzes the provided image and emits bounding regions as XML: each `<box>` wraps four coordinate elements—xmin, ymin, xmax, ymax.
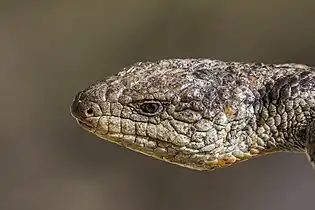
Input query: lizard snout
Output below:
<box><xmin>71</xmin><ymin>91</ymin><xmax>102</xmax><ymax>131</ymax></box>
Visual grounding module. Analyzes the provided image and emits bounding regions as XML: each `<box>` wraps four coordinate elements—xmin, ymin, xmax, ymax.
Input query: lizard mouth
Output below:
<box><xmin>76</xmin><ymin>118</ymin><xmax>99</xmax><ymax>132</ymax></box>
<box><xmin>92</xmin><ymin>129</ymin><xmax>213</xmax><ymax>171</ymax></box>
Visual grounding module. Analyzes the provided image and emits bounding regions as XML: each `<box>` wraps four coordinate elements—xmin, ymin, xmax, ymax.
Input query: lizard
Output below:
<box><xmin>70</xmin><ymin>58</ymin><xmax>315</xmax><ymax>171</ymax></box>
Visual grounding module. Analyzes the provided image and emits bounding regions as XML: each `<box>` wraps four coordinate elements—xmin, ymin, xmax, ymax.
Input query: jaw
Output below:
<box><xmin>92</xmin><ymin>129</ymin><xmax>221</xmax><ymax>171</ymax></box>
<box><xmin>74</xmin><ymin>114</ymin><xmax>255</xmax><ymax>171</ymax></box>
<box><xmin>76</xmin><ymin>116</ymin><xmax>263</xmax><ymax>171</ymax></box>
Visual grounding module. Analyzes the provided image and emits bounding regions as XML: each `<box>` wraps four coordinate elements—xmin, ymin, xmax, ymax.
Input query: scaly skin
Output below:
<box><xmin>70</xmin><ymin>58</ymin><xmax>315</xmax><ymax>170</ymax></box>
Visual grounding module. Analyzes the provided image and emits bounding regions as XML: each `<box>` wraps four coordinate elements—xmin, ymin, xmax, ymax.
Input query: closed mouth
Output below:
<box><xmin>76</xmin><ymin>119</ymin><xmax>96</xmax><ymax>131</ymax></box>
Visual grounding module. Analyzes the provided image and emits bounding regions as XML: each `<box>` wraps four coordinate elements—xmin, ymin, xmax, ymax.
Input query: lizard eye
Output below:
<box><xmin>139</xmin><ymin>101</ymin><xmax>162</xmax><ymax>115</ymax></box>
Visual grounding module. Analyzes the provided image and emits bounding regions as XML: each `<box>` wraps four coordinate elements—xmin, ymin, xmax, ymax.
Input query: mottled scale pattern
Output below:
<box><xmin>71</xmin><ymin>59</ymin><xmax>315</xmax><ymax>171</ymax></box>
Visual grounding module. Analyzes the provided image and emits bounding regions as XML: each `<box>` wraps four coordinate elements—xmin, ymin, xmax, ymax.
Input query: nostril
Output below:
<box><xmin>81</xmin><ymin>102</ymin><xmax>102</xmax><ymax>118</ymax></box>
<box><xmin>71</xmin><ymin>94</ymin><xmax>102</xmax><ymax>119</ymax></box>
<box><xmin>86</xmin><ymin>107</ymin><xmax>94</xmax><ymax>116</ymax></box>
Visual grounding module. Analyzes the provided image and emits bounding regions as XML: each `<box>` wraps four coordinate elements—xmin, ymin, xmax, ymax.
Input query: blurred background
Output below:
<box><xmin>1</xmin><ymin>1</ymin><xmax>315</xmax><ymax>210</ymax></box>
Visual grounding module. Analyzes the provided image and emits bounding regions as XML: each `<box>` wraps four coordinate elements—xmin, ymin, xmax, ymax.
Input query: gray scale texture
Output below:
<box><xmin>71</xmin><ymin>58</ymin><xmax>315</xmax><ymax>170</ymax></box>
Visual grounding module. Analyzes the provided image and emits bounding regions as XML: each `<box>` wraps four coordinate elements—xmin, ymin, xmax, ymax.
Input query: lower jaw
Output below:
<box><xmin>91</xmin><ymin>130</ymin><xmax>221</xmax><ymax>171</ymax></box>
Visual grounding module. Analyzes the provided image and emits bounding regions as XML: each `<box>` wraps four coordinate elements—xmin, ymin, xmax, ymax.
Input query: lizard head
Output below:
<box><xmin>71</xmin><ymin>59</ymin><xmax>256</xmax><ymax>170</ymax></box>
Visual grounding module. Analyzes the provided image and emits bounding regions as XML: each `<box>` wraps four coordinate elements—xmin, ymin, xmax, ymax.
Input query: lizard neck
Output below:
<box><xmin>254</xmin><ymin>70</ymin><xmax>315</xmax><ymax>154</ymax></box>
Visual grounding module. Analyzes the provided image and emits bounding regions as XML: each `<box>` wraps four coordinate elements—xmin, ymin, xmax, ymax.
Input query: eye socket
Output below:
<box><xmin>139</xmin><ymin>101</ymin><xmax>162</xmax><ymax>115</ymax></box>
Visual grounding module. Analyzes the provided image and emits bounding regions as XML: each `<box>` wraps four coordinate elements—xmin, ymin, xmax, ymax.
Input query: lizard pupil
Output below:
<box><xmin>140</xmin><ymin>102</ymin><xmax>161</xmax><ymax>114</ymax></box>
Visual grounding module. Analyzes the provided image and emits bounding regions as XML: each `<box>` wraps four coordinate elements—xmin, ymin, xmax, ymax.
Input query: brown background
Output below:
<box><xmin>2</xmin><ymin>1</ymin><xmax>315</xmax><ymax>210</ymax></box>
